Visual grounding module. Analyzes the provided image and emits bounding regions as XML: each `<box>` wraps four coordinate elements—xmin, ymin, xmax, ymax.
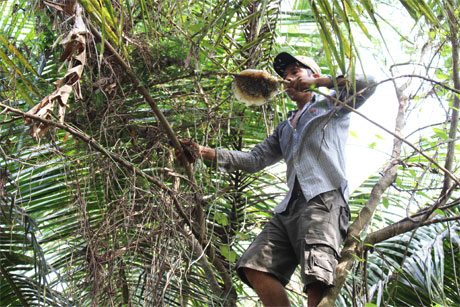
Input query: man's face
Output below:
<box><xmin>283</xmin><ymin>63</ymin><xmax>313</xmax><ymax>103</ymax></box>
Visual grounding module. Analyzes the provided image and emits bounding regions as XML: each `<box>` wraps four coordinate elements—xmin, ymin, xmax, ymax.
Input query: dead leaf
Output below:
<box><xmin>0</xmin><ymin>169</ymin><xmax>7</xmax><ymax>198</ymax></box>
<box><xmin>25</xmin><ymin>4</ymin><xmax>88</xmax><ymax>139</ymax></box>
<box><xmin>43</xmin><ymin>0</ymin><xmax>77</xmax><ymax>16</ymax></box>
<box><xmin>63</xmin><ymin>131</ymin><xmax>70</xmax><ymax>143</ymax></box>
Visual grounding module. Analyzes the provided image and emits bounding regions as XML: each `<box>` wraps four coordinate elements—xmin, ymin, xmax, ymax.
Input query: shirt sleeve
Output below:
<box><xmin>330</xmin><ymin>74</ymin><xmax>377</xmax><ymax>113</ymax></box>
<box><xmin>215</xmin><ymin>122</ymin><xmax>284</xmax><ymax>173</ymax></box>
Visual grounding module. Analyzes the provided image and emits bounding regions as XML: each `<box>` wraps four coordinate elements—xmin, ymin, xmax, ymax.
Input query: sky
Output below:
<box><xmin>343</xmin><ymin>6</ymin><xmax>447</xmax><ymax>192</ymax></box>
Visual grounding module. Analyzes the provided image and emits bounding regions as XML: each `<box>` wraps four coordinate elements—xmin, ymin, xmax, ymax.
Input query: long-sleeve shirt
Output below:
<box><xmin>216</xmin><ymin>75</ymin><xmax>377</xmax><ymax>213</ymax></box>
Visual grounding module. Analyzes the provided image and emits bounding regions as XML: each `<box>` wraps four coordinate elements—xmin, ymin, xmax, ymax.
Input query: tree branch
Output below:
<box><xmin>318</xmin><ymin>81</ymin><xmax>408</xmax><ymax>307</ymax></box>
<box><xmin>1</xmin><ymin>103</ymin><xmax>172</xmax><ymax>192</ymax></box>
<box><xmin>87</xmin><ymin>24</ymin><xmax>242</xmax><ymax>299</ymax></box>
<box><xmin>443</xmin><ymin>0</ymin><xmax>460</xmax><ymax>191</ymax></box>
<box><xmin>385</xmin><ymin>74</ymin><xmax>460</xmax><ymax>95</ymax></box>
<box><xmin>364</xmin><ymin>184</ymin><xmax>457</xmax><ymax>247</ymax></box>
<box><xmin>1</xmin><ymin>102</ymin><xmax>236</xmax><ymax>301</ymax></box>
<box><xmin>421</xmin><ymin>215</ymin><xmax>460</xmax><ymax>227</ymax></box>
<box><xmin>88</xmin><ymin>24</ymin><xmax>197</xmax><ymax>185</ymax></box>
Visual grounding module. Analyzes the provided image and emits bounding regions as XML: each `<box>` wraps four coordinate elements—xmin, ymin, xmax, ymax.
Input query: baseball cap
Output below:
<box><xmin>273</xmin><ymin>52</ymin><xmax>321</xmax><ymax>77</ymax></box>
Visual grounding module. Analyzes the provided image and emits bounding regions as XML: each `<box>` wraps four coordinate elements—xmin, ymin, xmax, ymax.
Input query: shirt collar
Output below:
<box><xmin>287</xmin><ymin>94</ymin><xmax>316</xmax><ymax>120</ymax></box>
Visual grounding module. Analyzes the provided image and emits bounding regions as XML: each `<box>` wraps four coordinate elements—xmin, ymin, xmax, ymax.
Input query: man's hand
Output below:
<box><xmin>175</xmin><ymin>139</ymin><xmax>200</xmax><ymax>164</ymax></box>
<box><xmin>287</xmin><ymin>75</ymin><xmax>319</xmax><ymax>92</ymax></box>
<box><xmin>287</xmin><ymin>75</ymin><xmax>346</xmax><ymax>93</ymax></box>
<box><xmin>175</xmin><ymin>139</ymin><xmax>217</xmax><ymax>163</ymax></box>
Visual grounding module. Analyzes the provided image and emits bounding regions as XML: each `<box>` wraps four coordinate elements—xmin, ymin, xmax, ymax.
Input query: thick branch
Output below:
<box><xmin>319</xmin><ymin>67</ymin><xmax>460</xmax><ymax>305</ymax></box>
<box><xmin>364</xmin><ymin>184</ymin><xmax>457</xmax><ymax>247</ymax></box>
<box><xmin>443</xmin><ymin>1</ymin><xmax>460</xmax><ymax>191</ymax></box>
<box><xmin>87</xmin><ymin>24</ymin><xmax>239</xmax><ymax>297</ymax></box>
<box><xmin>88</xmin><ymin>27</ymin><xmax>215</xmax><ymax>270</ymax></box>
<box><xmin>88</xmin><ymin>24</ymin><xmax>196</xmax><ymax>184</ymax></box>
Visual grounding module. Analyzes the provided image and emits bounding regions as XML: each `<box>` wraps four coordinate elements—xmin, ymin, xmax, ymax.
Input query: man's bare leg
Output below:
<box><xmin>243</xmin><ymin>268</ymin><xmax>291</xmax><ymax>307</ymax></box>
<box><xmin>307</xmin><ymin>282</ymin><xmax>325</xmax><ymax>307</ymax></box>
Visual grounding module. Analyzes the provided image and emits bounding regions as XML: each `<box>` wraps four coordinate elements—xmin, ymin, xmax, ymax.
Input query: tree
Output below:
<box><xmin>0</xmin><ymin>0</ymin><xmax>458</xmax><ymax>306</ymax></box>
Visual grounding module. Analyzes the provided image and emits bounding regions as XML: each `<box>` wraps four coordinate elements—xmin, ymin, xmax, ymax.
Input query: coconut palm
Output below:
<box><xmin>0</xmin><ymin>0</ymin><xmax>459</xmax><ymax>306</ymax></box>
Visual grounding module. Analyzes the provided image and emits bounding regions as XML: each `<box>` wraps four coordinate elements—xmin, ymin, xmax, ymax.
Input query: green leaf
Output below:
<box><xmin>435</xmin><ymin>69</ymin><xmax>450</xmax><ymax>80</ymax></box>
<box><xmin>346</xmin><ymin>2</ymin><xmax>371</xmax><ymax>39</ymax></box>
<box><xmin>353</xmin><ymin>253</ymin><xmax>365</xmax><ymax>262</ymax></box>
<box><xmin>432</xmin><ymin>127</ymin><xmax>448</xmax><ymax>140</ymax></box>
<box><xmin>382</xmin><ymin>197</ymin><xmax>389</xmax><ymax>209</ymax></box>
<box><xmin>0</xmin><ymin>34</ymin><xmax>38</xmax><ymax>76</ymax></box>
<box><xmin>396</xmin><ymin>176</ymin><xmax>402</xmax><ymax>187</ymax></box>
<box><xmin>214</xmin><ymin>211</ymin><xmax>228</xmax><ymax>226</ymax></box>
<box><xmin>449</xmin><ymin>99</ymin><xmax>459</xmax><ymax>111</ymax></box>
<box><xmin>0</xmin><ymin>49</ymin><xmax>40</xmax><ymax>97</ymax></box>
<box><xmin>219</xmin><ymin>245</ymin><xmax>236</xmax><ymax>262</ymax></box>
<box><xmin>434</xmin><ymin>209</ymin><xmax>445</xmax><ymax>216</ymax></box>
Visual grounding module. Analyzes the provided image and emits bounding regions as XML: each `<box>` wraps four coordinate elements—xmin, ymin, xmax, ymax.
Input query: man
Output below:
<box><xmin>189</xmin><ymin>52</ymin><xmax>376</xmax><ymax>306</ymax></box>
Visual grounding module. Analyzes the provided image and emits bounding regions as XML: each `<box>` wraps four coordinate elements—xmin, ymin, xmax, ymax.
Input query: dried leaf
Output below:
<box><xmin>43</xmin><ymin>0</ymin><xmax>77</xmax><ymax>16</ymax></box>
<box><xmin>63</xmin><ymin>131</ymin><xmax>70</xmax><ymax>143</ymax></box>
<box><xmin>59</xmin><ymin>41</ymin><xmax>78</xmax><ymax>62</ymax></box>
<box><xmin>25</xmin><ymin>4</ymin><xmax>88</xmax><ymax>139</ymax></box>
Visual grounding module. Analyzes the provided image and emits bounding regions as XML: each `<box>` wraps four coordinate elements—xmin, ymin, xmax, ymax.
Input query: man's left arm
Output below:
<box><xmin>328</xmin><ymin>74</ymin><xmax>377</xmax><ymax>111</ymax></box>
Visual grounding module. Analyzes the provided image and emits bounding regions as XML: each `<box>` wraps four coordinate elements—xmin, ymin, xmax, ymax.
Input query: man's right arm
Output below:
<box><xmin>192</xmin><ymin>123</ymin><xmax>284</xmax><ymax>173</ymax></box>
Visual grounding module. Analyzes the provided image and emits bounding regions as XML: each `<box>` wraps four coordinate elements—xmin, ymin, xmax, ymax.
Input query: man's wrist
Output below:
<box><xmin>324</xmin><ymin>75</ymin><xmax>346</xmax><ymax>88</ymax></box>
<box><xmin>314</xmin><ymin>76</ymin><xmax>334</xmax><ymax>88</ymax></box>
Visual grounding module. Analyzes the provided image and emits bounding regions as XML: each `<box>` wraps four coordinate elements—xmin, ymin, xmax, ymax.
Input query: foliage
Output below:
<box><xmin>0</xmin><ymin>0</ymin><xmax>459</xmax><ymax>306</ymax></box>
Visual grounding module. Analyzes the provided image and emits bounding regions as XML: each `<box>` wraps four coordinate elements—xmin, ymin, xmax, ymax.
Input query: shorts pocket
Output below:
<box><xmin>304</xmin><ymin>248</ymin><xmax>338</xmax><ymax>287</ymax></box>
<box><xmin>312</xmin><ymin>253</ymin><xmax>334</xmax><ymax>272</ymax></box>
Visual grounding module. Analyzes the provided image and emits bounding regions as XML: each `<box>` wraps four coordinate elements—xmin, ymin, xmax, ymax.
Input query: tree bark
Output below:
<box><xmin>443</xmin><ymin>0</ymin><xmax>460</xmax><ymax>192</ymax></box>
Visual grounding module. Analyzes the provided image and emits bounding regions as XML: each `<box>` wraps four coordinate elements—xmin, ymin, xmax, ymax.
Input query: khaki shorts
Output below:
<box><xmin>236</xmin><ymin>189</ymin><xmax>350</xmax><ymax>292</ymax></box>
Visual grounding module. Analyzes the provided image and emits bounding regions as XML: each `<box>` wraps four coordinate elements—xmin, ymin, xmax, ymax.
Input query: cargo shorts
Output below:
<box><xmin>235</xmin><ymin>189</ymin><xmax>350</xmax><ymax>292</ymax></box>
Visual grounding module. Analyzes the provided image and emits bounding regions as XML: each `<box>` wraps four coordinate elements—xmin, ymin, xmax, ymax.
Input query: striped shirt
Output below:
<box><xmin>216</xmin><ymin>75</ymin><xmax>377</xmax><ymax>213</ymax></box>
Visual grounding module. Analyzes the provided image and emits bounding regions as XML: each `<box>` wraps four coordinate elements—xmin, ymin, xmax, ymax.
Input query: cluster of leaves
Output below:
<box><xmin>1</xmin><ymin>0</ymin><xmax>459</xmax><ymax>306</ymax></box>
<box><xmin>1</xmin><ymin>0</ymin><xmax>290</xmax><ymax>305</ymax></box>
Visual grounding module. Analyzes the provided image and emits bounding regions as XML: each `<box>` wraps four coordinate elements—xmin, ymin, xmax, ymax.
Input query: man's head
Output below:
<box><xmin>273</xmin><ymin>52</ymin><xmax>321</xmax><ymax>79</ymax></box>
<box><xmin>273</xmin><ymin>52</ymin><xmax>321</xmax><ymax>104</ymax></box>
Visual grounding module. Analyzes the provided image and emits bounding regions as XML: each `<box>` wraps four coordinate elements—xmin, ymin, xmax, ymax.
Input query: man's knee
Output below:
<box><xmin>242</xmin><ymin>267</ymin><xmax>266</xmax><ymax>285</ymax></box>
